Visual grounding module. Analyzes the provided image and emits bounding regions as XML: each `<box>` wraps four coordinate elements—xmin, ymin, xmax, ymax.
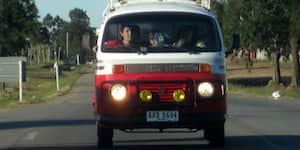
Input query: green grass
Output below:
<box><xmin>0</xmin><ymin>64</ymin><xmax>91</xmax><ymax>110</ymax></box>
<box><xmin>228</xmin><ymin>82</ymin><xmax>300</xmax><ymax>100</ymax></box>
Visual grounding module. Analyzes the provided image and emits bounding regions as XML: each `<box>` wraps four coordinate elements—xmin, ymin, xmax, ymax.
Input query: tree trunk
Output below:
<box><xmin>290</xmin><ymin>37</ymin><xmax>300</xmax><ymax>88</ymax></box>
<box><xmin>27</xmin><ymin>47</ymin><xmax>31</xmax><ymax>65</ymax></box>
<box><xmin>0</xmin><ymin>83</ymin><xmax>5</xmax><ymax>95</ymax></box>
<box><xmin>37</xmin><ymin>49</ymin><xmax>40</xmax><ymax>64</ymax></box>
<box><xmin>47</xmin><ymin>47</ymin><xmax>51</xmax><ymax>62</ymax></box>
<box><xmin>42</xmin><ymin>46</ymin><xmax>46</xmax><ymax>63</ymax></box>
<box><xmin>271</xmin><ymin>51</ymin><xmax>281</xmax><ymax>84</ymax></box>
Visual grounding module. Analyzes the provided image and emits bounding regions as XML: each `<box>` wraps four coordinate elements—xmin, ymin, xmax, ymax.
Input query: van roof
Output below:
<box><xmin>103</xmin><ymin>0</ymin><xmax>215</xmax><ymax>21</ymax></box>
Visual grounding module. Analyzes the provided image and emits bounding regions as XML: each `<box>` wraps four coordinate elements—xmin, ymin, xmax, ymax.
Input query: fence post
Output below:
<box><xmin>55</xmin><ymin>62</ymin><xmax>60</xmax><ymax>92</ymax></box>
<box><xmin>19</xmin><ymin>61</ymin><xmax>23</xmax><ymax>102</ymax></box>
<box><xmin>77</xmin><ymin>54</ymin><xmax>80</xmax><ymax>66</ymax></box>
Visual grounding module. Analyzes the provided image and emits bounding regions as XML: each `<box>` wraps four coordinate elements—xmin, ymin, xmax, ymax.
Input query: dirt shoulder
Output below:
<box><xmin>227</xmin><ymin>60</ymin><xmax>292</xmax><ymax>79</ymax></box>
<box><xmin>226</xmin><ymin>59</ymin><xmax>300</xmax><ymax>100</ymax></box>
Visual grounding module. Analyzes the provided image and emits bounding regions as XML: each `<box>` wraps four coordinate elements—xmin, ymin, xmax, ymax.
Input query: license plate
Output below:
<box><xmin>146</xmin><ymin>111</ymin><xmax>179</xmax><ymax>122</ymax></box>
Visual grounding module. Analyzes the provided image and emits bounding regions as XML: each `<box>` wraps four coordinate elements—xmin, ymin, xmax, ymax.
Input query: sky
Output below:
<box><xmin>35</xmin><ymin>0</ymin><xmax>108</xmax><ymax>28</ymax></box>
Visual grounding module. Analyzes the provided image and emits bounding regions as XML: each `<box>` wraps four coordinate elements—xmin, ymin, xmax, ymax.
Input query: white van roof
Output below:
<box><xmin>103</xmin><ymin>0</ymin><xmax>214</xmax><ymax>20</ymax></box>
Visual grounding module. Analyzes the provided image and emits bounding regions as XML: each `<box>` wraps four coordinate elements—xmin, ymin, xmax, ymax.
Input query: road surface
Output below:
<box><xmin>1</xmin><ymin>72</ymin><xmax>300</xmax><ymax>150</ymax></box>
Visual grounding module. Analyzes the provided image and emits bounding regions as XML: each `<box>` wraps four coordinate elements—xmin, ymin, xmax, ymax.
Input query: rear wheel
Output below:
<box><xmin>204</xmin><ymin>125</ymin><xmax>225</xmax><ymax>147</ymax></box>
<box><xmin>97</xmin><ymin>121</ymin><xmax>113</xmax><ymax>149</ymax></box>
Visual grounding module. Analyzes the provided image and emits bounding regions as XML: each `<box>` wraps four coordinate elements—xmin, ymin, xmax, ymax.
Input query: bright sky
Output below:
<box><xmin>35</xmin><ymin>0</ymin><xmax>108</xmax><ymax>28</ymax></box>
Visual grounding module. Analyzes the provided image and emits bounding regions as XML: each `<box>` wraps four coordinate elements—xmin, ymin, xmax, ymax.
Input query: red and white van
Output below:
<box><xmin>93</xmin><ymin>0</ymin><xmax>227</xmax><ymax>148</ymax></box>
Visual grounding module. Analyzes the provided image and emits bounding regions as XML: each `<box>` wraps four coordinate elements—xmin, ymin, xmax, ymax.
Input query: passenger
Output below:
<box><xmin>149</xmin><ymin>32</ymin><xmax>159</xmax><ymax>47</ymax></box>
<box><xmin>149</xmin><ymin>32</ymin><xmax>170</xmax><ymax>48</ymax></box>
<box><xmin>104</xmin><ymin>24</ymin><xmax>135</xmax><ymax>48</ymax></box>
<box><xmin>173</xmin><ymin>26</ymin><xmax>194</xmax><ymax>48</ymax></box>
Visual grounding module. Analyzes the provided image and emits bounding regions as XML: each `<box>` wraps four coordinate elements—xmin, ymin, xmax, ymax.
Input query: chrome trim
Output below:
<box><xmin>125</xmin><ymin>64</ymin><xmax>198</xmax><ymax>73</ymax></box>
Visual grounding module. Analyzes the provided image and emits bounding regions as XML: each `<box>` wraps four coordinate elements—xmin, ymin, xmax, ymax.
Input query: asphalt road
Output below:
<box><xmin>1</xmin><ymin>72</ymin><xmax>300</xmax><ymax>150</ymax></box>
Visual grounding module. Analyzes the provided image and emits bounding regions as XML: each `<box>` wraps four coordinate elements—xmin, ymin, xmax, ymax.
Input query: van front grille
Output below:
<box><xmin>125</xmin><ymin>64</ymin><xmax>198</xmax><ymax>73</ymax></box>
<box><xmin>139</xmin><ymin>83</ymin><xmax>188</xmax><ymax>103</ymax></box>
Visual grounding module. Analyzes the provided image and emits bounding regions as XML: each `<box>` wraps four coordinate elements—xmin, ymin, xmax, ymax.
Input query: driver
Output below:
<box><xmin>104</xmin><ymin>24</ymin><xmax>135</xmax><ymax>48</ymax></box>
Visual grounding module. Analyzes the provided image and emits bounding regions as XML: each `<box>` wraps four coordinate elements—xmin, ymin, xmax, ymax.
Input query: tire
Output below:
<box><xmin>97</xmin><ymin>121</ymin><xmax>113</xmax><ymax>149</ymax></box>
<box><xmin>204</xmin><ymin>125</ymin><xmax>225</xmax><ymax>147</ymax></box>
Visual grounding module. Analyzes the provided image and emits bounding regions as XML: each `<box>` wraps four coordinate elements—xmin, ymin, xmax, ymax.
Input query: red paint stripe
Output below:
<box><xmin>96</xmin><ymin>73</ymin><xmax>225</xmax><ymax>87</ymax></box>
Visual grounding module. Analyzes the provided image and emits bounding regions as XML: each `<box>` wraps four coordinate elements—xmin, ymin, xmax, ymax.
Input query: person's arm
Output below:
<box><xmin>92</xmin><ymin>46</ymin><xmax>98</xmax><ymax>53</ymax></box>
<box><xmin>103</xmin><ymin>40</ymin><xmax>122</xmax><ymax>48</ymax></box>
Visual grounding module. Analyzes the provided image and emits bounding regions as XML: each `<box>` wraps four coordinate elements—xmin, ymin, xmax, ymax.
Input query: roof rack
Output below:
<box><xmin>107</xmin><ymin>0</ymin><xmax>211</xmax><ymax>12</ymax></box>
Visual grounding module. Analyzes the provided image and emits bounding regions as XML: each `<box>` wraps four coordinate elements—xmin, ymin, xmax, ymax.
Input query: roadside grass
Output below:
<box><xmin>227</xmin><ymin>59</ymin><xmax>300</xmax><ymax>100</ymax></box>
<box><xmin>228</xmin><ymin>82</ymin><xmax>300</xmax><ymax>100</ymax></box>
<box><xmin>0</xmin><ymin>64</ymin><xmax>91</xmax><ymax>110</ymax></box>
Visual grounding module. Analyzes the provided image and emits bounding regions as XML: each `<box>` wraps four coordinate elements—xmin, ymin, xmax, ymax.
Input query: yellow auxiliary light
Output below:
<box><xmin>139</xmin><ymin>90</ymin><xmax>153</xmax><ymax>103</ymax></box>
<box><xmin>173</xmin><ymin>89</ymin><xmax>186</xmax><ymax>103</ymax></box>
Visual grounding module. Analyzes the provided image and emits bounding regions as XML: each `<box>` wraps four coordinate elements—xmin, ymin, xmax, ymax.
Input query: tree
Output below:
<box><xmin>41</xmin><ymin>14</ymin><xmax>54</xmax><ymax>43</ymax></box>
<box><xmin>52</xmin><ymin>16</ymin><xmax>67</xmax><ymax>49</ymax></box>
<box><xmin>43</xmin><ymin>14</ymin><xmax>54</xmax><ymax>30</ymax></box>
<box><xmin>42</xmin><ymin>14</ymin><xmax>67</xmax><ymax>46</ymax></box>
<box><xmin>285</xmin><ymin>0</ymin><xmax>300</xmax><ymax>88</ymax></box>
<box><xmin>41</xmin><ymin>14</ymin><xmax>68</xmax><ymax>62</ymax></box>
<box><xmin>37</xmin><ymin>24</ymin><xmax>50</xmax><ymax>44</ymax></box>
<box><xmin>211</xmin><ymin>0</ymin><xmax>225</xmax><ymax>23</ymax></box>
<box><xmin>221</xmin><ymin>0</ymin><xmax>243</xmax><ymax>49</ymax></box>
<box><xmin>255</xmin><ymin>0</ymin><xmax>289</xmax><ymax>85</ymax></box>
<box><xmin>217</xmin><ymin>0</ymin><xmax>299</xmax><ymax>88</ymax></box>
<box><xmin>67</xmin><ymin>8</ymin><xmax>90</xmax><ymax>63</ymax></box>
<box><xmin>0</xmin><ymin>0</ymin><xmax>39</xmax><ymax>56</ymax></box>
<box><xmin>220</xmin><ymin>0</ymin><xmax>290</xmax><ymax>85</ymax></box>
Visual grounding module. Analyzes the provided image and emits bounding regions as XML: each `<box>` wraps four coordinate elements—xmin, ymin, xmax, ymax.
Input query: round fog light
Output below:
<box><xmin>139</xmin><ymin>90</ymin><xmax>152</xmax><ymax>102</ymax></box>
<box><xmin>173</xmin><ymin>89</ymin><xmax>185</xmax><ymax>103</ymax></box>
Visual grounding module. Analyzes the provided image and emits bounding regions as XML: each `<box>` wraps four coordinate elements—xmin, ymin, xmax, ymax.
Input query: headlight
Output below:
<box><xmin>198</xmin><ymin>82</ymin><xmax>214</xmax><ymax>97</ymax></box>
<box><xmin>110</xmin><ymin>84</ymin><xmax>127</xmax><ymax>101</ymax></box>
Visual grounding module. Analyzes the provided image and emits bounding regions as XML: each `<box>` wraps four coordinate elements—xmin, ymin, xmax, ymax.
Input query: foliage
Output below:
<box><xmin>42</xmin><ymin>14</ymin><xmax>67</xmax><ymax>53</ymax></box>
<box><xmin>0</xmin><ymin>0</ymin><xmax>39</xmax><ymax>56</ymax></box>
<box><xmin>0</xmin><ymin>0</ymin><xmax>95</xmax><ymax>64</ymax></box>
<box><xmin>214</xmin><ymin>0</ymin><xmax>289</xmax><ymax>51</ymax></box>
<box><xmin>285</xmin><ymin>0</ymin><xmax>300</xmax><ymax>37</ymax></box>
<box><xmin>285</xmin><ymin>0</ymin><xmax>300</xmax><ymax>87</ymax></box>
<box><xmin>42</xmin><ymin>9</ymin><xmax>94</xmax><ymax>63</ymax></box>
<box><xmin>213</xmin><ymin>0</ymin><xmax>299</xmax><ymax>85</ymax></box>
<box><xmin>67</xmin><ymin>8</ymin><xmax>91</xmax><ymax>63</ymax></box>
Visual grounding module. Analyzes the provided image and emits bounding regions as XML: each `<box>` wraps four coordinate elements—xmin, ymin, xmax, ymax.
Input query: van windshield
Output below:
<box><xmin>102</xmin><ymin>13</ymin><xmax>221</xmax><ymax>53</ymax></box>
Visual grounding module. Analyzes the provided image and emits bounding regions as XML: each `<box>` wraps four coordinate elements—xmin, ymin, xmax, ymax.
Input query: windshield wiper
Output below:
<box><xmin>137</xmin><ymin>47</ymin><xmax>148</xmax><ymax>55</ymax></box>
<box><xmin>187</xmin><ymin>49</ymin><xmax>201</xmax><ymax>54</ymax></box>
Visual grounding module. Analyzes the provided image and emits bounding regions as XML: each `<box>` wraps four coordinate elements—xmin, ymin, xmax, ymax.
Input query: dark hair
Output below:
<box><xmin>119</xmin><ymin>24</ymin><xmax>131</xmax><ymax>33</ymax></box>
<box><xmin>177</xmin><ymin>26</ymin><xmax>193</xmax><ymax>39</ymax></box>
<box><xmin>176</xmin><ymin>25</ymin><xmax>197</xmax><ymax>46</ymax></box>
